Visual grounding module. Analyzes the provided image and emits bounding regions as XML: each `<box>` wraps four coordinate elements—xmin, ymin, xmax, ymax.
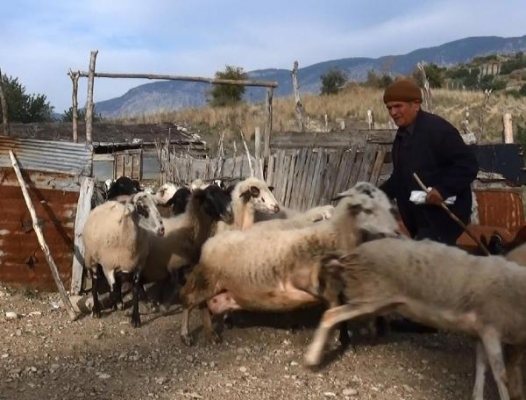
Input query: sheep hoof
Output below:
<box><xmin>181</xmin><ymin>334</ymin><xmax>194</xmax><ymax>347</ymax></box>
<box><xmin>131</xmin><ymin>317</ymin><xmax>141</xmax><ymax>328</ymax></box>
<box><xmin>91</xmin><ymin>310</ymin><xmax>102</xmax><ymax>319</ymax></box>
<box><xmin>205</xmin><ymin>331</ymin><xmax>222</xmax><ymax>344</ymax></box>
<box><xmin>303</xmin><ymin>352</ymin><xmax>322</xmax><ymax>370</ymax></box>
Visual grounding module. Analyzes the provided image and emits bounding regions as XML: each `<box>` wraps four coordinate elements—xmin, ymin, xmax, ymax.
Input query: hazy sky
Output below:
<box><xmin>1</xmin><ymin>0</ymin><xmax>525</xmax><ymax>112</ymax></box>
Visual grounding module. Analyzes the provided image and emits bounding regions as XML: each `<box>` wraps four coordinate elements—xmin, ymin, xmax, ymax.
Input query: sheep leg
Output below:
<box><xmin>130</xmin><ymin>269</ymin><xmax>142</xmax><ymax>328</ymax></box>
<box><xmin>180</xmin><ymin>307</ymin><xmax>194</xmax><ymax>346</ymax></box>
<box><xmin>479</xmin><ymin>327</ymin><xmax>510</xmax><ymax>400</ymax></box>
<box><xmin>472</xmin><ymin>339</ymin><xmax>488</xmax><ymax>400</ymax></box>
<box><xmin>304</xmin><ymin>299</ymin><xmax>397</xmax><ymax>368</ymax></box>
<box><xmin>90</xmin><ymin>266</ymin><xmax>102</xmax><ymax>319</ymax></box>
<box><xmin>200</xmin><ymin>304</ymin><xmax>221</xmax><ymax>344</ymax></box>
<box><xmin>111</xmin><ymin>272</ymin><xmax>124</xmax><ymax>311</ymax></box>
<box><xmin>504</xmin><ymin>345</ymin><xmax>524</xmax><ymax>400</ymax></box>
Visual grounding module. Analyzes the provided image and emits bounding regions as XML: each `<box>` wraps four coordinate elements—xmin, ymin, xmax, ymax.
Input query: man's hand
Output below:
<box><xmin>426</xmin><ymin>188</ymin><xmax>444</xmax><ymax>205</ymax></box>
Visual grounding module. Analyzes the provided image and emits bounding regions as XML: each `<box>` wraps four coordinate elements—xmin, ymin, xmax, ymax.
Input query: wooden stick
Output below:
<box><xmin>9</xmin><ymin>150</ymin><xmax>80</xmax><ymax>320</ymax></box>
<box><xmin>413</xmin><ymin>172</ymin><xmax>490</xmax><ymax>255</ymax></box>
<box><xmin>239</xmin><ymin>129</ymin><xmax>254</xmax><ymax>177</ymax></box>
<box><xmin>68</xmin><ymin>69</ymin><xmax>80</xmax><ymax>143</ymax></box>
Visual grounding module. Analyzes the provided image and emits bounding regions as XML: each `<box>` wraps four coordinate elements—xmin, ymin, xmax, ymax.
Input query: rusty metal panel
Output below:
<box><xmin>475</xmin><ymin>188</ymin><xmax>525</xmax><ymax>234</ymax></box>
<box><xmin>0</xmin><ymin>135</ymin><xmax>93</xmax><ymax>176</ymax></box>
<box><xmin>0</xmin><ymin>176</ymin><xmax>78</xmax><ymax>291</ymax></box>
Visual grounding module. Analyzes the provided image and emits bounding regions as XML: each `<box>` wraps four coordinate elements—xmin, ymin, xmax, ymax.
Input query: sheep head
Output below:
<box><xmin>155</xmin><ymin>183</ymin><xmax>180</xmax><ymax>205</ymax></box>
<box><xmin>234</xmin><ymin>177</ymin><xmax>280</xmax><ymax>214</ymax></box>
<box><xmin>124</xmin><ymin>192</ymin><xmax>165</xmax><ymax>237</ymax></box>
<box><xmin>192</xmin><ymin>185</ymin><xmax>233</xmax><ymax>223</ymax></box>
<box><xmin>332</xmin><ymin>182</ymin><xmax>400</xmax><ymax>239</ymax></box>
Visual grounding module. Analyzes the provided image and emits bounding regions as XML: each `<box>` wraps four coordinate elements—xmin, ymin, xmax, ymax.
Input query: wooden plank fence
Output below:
<box><xmin>159</xmin><ymin>154</ymin><xmax>257</xmax><ymax>185</ymax></box>
<box><xmin>266</xmin><ymin>143</ymin><xmax>392</xmax><ymax>210</ymax></box>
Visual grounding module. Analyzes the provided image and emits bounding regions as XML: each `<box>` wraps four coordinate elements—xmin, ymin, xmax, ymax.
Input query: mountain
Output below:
<box><xmin>95</xmin><ymin>34</ymin><xmax>526</xmax><ymax>118</ymax></box>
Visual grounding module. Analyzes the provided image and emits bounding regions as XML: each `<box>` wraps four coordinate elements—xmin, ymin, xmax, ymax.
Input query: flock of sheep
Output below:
<box><xmin>81</xmin><ymin>175</ymin><xmax>526</xmax><ymax>400</ymax></box>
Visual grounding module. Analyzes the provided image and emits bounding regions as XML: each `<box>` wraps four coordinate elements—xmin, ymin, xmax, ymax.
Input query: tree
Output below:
<box><xmin>364</xmin><ymin>70</ymin><xmax>392</xmax><ymax>89</ymax></box>
<box><xmin>61</xmin><ymin>105</ymin><xmax>102</xmax><ymax>122</ymax></box>
<box><xmin>0</xmin><ymin>73</ymin><xmax>54</xmax><ymax>123</ymax></box>
<box><xmin>208</xmin><ymin>65</ymin><xmax>248</xmax><ymax>107</ymax></box>
<box><xmin>412</xmin><ymin>63</ymin><xmax>445</xmax><ymax>88</ymax></box>
<box><xmin>320</xmin><ymin>68</ymin><xmax>347</xmax><ymax>95</ymax></box>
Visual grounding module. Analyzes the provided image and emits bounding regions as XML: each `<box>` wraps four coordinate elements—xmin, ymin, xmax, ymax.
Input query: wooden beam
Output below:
<box><xmin>77</xmin><ymin>71</ymin><xmax>278</xmax><ymax>88</ymax></box>
<box><xmin>9</xmin><ymin>150</ymin><xmax>79</xmax><ymax>321</ymax></box>
<box><xmin>71</xmin><ymin>177</ymin><xmax>94</xmax><ymax>295</ymax></box>
<box><xmin>85</xmin><ymin>50</ymin><xmax>98</xmax><ymax>145</ymax></box>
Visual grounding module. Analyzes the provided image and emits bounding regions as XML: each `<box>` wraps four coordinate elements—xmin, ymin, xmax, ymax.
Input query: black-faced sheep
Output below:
<box><xmin>82</xmin><ymin>192</ymin><xmax>165</xmax><ymax>327</ymax></box>
<box><xmin>140</xmin><ymin>184</ymin><xmax>234</xmax><ymax>309</ymax></box>
<box><xmin>178</xmin><ymin>182</ymin><xmax>401</xmax><ymax>346</ymax></box>
<box><xmin>106</xmin><ymin>176</ymin><xmax>142</xmax><ymax>201</ymax></box>
<box><xmin>303</xmin><ymin>237</ymin><xmax>526</xmax><ymax>400</ymax></box>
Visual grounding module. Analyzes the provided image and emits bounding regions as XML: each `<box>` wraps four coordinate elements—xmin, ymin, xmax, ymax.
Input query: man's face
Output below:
<box><xmin>385</xmin><ymin>101</ymin><xmax>420</xmax><ymax>128</ymax></box>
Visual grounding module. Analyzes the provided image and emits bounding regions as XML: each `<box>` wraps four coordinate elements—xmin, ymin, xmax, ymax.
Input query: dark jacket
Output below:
<box><xmin>380</xmin><ymin>109</ymin><xmax>478</xmax><ymax>242</ymax></box>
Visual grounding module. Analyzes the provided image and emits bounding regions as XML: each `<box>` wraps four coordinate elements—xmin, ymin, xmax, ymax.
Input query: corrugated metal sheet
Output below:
<box><xmin>475</xmin><ymin>188</ymin><xmax>525</xmax><ymax>234</ymax></box>
<box><xmin>0</xmin><ymin>135</ymin><xmax>92</xmax><ymax>176</ymax></box>
<box><xmin>0</xmin><ymin>176</ymin><xmax>78</xmax><ymax>291</ymax></box>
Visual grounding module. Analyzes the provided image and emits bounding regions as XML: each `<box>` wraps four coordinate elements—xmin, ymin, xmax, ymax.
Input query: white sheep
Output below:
<box><xmin>179</xmin><ymin>181</ymin><xmax>401</xmax><ymax>346</ymax></box>
<box><xmin>303</xmin><ymin>237</ymin><xmax>526</xmax><ymax>400</ymax></box>
<box><xmin>82</xmin><ymin>192</ymin><xmax>165</xmax><ymax>327</ymax></box>
<box><xmin>214</xmin><ymin>177</ymin><xmax>280</xmax><ymax>234</ymax></box>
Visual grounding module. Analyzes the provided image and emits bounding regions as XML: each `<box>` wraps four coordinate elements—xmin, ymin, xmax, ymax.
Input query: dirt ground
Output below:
<box><xmin>0</xmin><ymin>284</ymin><xmax>509</xmax><ymax>400</ymax></box>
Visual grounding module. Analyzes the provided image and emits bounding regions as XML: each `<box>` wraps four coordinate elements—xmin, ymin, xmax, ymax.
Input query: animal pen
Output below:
<box><xmin>1</xmin><ymin>49</ymin><xmax>526</xmax><ymax>293</ymax></box>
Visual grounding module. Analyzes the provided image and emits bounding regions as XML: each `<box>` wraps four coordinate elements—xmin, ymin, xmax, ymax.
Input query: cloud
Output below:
<box><xmin>1</xmin><ymin>0</ymin><xmax>524</xmax><ymax>111</ymax></box>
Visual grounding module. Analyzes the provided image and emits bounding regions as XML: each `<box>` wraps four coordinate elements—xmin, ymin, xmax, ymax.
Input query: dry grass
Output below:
<box><xmin>117</xmin><ymin>85</ymin><xmax>526</xmax><ymax>147</ymax></box>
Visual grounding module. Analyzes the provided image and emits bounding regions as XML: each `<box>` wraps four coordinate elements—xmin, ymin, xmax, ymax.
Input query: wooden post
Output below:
<box><xmin>68</xmin><ymin>69</ymin><xmax>80</xmax><ymax>143</ymax></box>
<box><xmin>503</xmin><ymin>112</ymin><xmax>513</xmax><ymax>143</ymax></box>
<box><xmin>367</xmin><ymin>109</ymin><xmax>375</xmax><ymax>130</ymax></box>
<box><xmin>85</xmin><ymin>50</ymin><xmax>98</xmax><ymax>145</ymax></box>
<box><xmin>417</xmin><ymin>61</ymin><xmax>433</xmax><ymax>113</ymax></box>
<box><xmin>70</xmin><ymin>177</ymin><xmax>94</xmax><ymax>295</ymax></box>
<box><xmin>340</xmin><ymin>120</ymin><xmax>345</xmax><ymax>131</ymax></box>
<box><xmin>264</xmin><ymin>87</ymin><xmax>273</xmax><ymax>159</ymax></box>
<box><xmin>254</xmin><ymin>126</ymin><xmax>263</xmax><ymax>179</ymax></box>
<box><xmin>9</xmin><ymin>150</ymin><xmax>79</xmax><ymax>321</ymax></box>
<box><xmin>0</xmin><ymin>68</ymin><xmax>9</xmax><ymax>136</ymax></box>
<box><xmin>324</xmin><ymin>114</ymin><xmax>329</xmax><ymax>132</ymax></box>
<box><xmin>291</xmin><ymin>61</ymin><xmax>305</xmax><ymax>132</ymax></box>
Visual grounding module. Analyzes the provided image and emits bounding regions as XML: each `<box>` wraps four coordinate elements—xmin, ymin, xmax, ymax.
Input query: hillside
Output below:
<box><xmin>95</xmin><ymin>34</ymin><xmax>526</xmax><ymax>118</ymax></box>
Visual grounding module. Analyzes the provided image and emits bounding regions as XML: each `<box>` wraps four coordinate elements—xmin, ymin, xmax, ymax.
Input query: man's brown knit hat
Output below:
<box><xmin>383</xmin><ymin>78</ymin><xmax>423</xmax><ymax>103</ymax></box>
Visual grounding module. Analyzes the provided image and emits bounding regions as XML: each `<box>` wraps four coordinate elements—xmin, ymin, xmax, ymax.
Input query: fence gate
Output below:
<box><xmin>114</xmin><ymin>149</ymin><xmax>142</xmax><ymax>179</ymax></box>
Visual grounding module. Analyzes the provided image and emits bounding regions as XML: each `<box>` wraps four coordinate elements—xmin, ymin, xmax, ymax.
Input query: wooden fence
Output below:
<box><xmin>265</xmin><ymin>129</ymin><xmax>395</xmax><ymax>210</ymax></box>
<box><xmin>266</xmin><ymin>144</ymin><xmax>392</xmax><ymax>210</ymax></box>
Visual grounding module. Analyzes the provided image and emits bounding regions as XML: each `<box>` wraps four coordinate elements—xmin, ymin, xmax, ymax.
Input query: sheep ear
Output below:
<box><xmin>124</xmin><ymin>203</ymin><xmax>135</xmax><ymax>216</ymax></box>
<box><xmin>331</xmin><ymin>193</ymin><xmax>344</xmax><ymax>202</ymax></box>
<box><xmin>239</xmin><ymin>189</ymin><xmax>251</xmax><ymax>202</ymax></box>
<box><xmin>347</xmin><ymin>203</ymin><xmax>363</xmax><ymax>216</ymax></box>
<box><xmin>268</xmin><ymin>186</ymin><xmax>275</xmax><ymax>192</ymax></box>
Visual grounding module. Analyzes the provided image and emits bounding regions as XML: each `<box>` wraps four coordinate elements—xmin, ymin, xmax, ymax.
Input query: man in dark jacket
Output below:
<box><xmin>380</xmin><ymin>78</ymin><xmax>479</xmax><ymax>246</ymax></box>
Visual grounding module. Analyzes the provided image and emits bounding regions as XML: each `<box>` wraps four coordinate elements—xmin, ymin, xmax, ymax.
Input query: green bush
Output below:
<box><xmin>320</xmin><ymin>68</ymin><xmax>348</xmax><ymax>95</ymax></box>
<box><xmin>208</xmin><ymin>65</ymin><xmax>248</xmax><ymax>107</ymax></box>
